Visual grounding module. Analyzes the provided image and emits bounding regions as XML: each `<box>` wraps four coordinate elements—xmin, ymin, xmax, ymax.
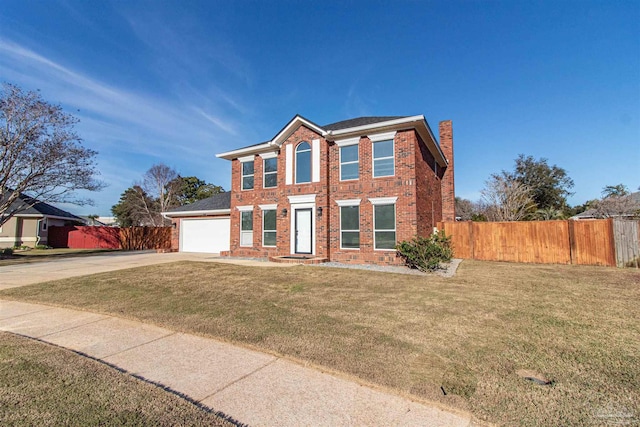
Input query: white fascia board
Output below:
<box><xmin>162</xmin><ymin>209</ymin><xmax>231</xmax><ymax>218</ymax></box>
<box><xmin>216</xmin><ymin>143</ymin><xmax>276</xmax><ymax>160</ymax></box>
<box><xmin>15</xmin><ymin>214</ymin><xmax>82</xmax><ymax>221</ymax></box>
<box><xmin>325</xmin><ymin>115</ymin><xmax>447</xmax><ymax>166</ymax></box>
<box><xmin>326</xmin><ymin>115</ymin><xmax>425</xmax><ymax>139</ymax></box>
<box><xmin>271</xmin><ymin>116</ymin><xmax>326</xmax><ymax>147</ymax></box>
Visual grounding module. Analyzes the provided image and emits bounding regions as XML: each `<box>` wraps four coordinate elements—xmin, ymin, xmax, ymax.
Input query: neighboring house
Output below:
<box><xmin>0</xmin><ymin>194</ymin><xmax>84</xmax><ymax>248</ymax></box>
<box><xmin>165</xmin><ymin>114</ymin><xmax>455</xmax><ymax>265</ymax></box>
<box><xmin>571</xmin><ymin>192</ymin><xmax>640</xmax><ymax>220</ymax></box>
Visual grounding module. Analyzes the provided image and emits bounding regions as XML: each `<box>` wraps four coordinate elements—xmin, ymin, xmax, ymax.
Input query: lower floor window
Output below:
<box><xmin>263</xmin><ymin>209</ymin><xmax>276</xmax><ymax>247</ymax></box>
<box><xmin>340</xmin><ymin>205</ymin><xmax>360</xmax><ymax>249</ymax></box>
<box><xmin>374</xmin><ymin>204</ymin><xmax>396</xmax><ymax>249</ymax></box>
<box><xmin>240</xmin><ymin>211</ymin><xmax>253</xmax><ymax>246</ymax></box>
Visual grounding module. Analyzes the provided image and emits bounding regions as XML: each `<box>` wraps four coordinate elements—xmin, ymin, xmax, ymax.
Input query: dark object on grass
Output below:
<box><xmin>516</xmin><ymin>369</ymin><xmax>553</xmax><ymax>386</ymax></box>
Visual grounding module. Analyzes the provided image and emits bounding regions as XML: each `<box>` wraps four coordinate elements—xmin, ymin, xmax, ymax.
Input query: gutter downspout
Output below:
<box><xmin>36</xmin><ymin>219</ymin><xmax>42</xmax><ymax>246</ymax></box>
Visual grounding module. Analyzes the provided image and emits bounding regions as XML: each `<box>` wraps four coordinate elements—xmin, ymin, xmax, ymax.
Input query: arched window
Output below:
<box><xmin>295</xmin><ymin>141</ymin><xmax>311</xmax><ymax>184</ymax></box>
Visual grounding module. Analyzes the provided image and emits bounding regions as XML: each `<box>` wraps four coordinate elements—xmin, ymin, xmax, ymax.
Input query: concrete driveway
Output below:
<box><xmin>0</xmin><ymin>251</ymin><xmax>291</xmax><ymax>290</ymax></box>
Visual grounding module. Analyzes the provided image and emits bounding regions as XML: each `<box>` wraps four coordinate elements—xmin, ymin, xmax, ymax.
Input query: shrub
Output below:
<box><xmin>1</xmin><ymin>247</ymin><xmax>14</xmax><ymax>256</ymax></box>
<box><xmin>35</xmin><ymin>245</ymin><xmax>52</xmax><ymax>250</ymax></box>
<box><xmin>396</xmin><ymin>231</ymin><xmax>454</xmax><ymax>272</ymax></box>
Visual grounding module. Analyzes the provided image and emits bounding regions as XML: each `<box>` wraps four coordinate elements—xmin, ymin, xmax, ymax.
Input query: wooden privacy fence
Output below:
<box><xmin>437</xmin><ymin>219</ymin><xmax>640</xmax><ymax>267</ymax></box>
<box><xmin>49</xmin><ymin>226</ymin><xmax>171</xmax><ymax>251</ymax></box>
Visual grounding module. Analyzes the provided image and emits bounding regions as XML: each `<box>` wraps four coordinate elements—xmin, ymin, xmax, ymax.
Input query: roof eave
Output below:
<box><xmin>162</xmin><ymin>208</ymin><xmax>231</xmax><ymax>218</ymax></box>
<box><xmin>216</xmin><ymin>143</ymin><xmax>276</xmax><ymax>160</ymax></box>
<box><xmin>326</xmin><ymin>115</ymin><xmax>447</xmax><ymax>166</ymax></box>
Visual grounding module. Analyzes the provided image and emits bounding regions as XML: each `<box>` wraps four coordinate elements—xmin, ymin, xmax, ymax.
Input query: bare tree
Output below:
<box><xmin>481</xmin><ymin>174</ymin><xmax>535</xmax><ymax>221</ymax></box>
<box><xmin>591</xmin><ymin>184</ymin><xmax>640</xmax><ymax>219</ymax></box>
<box><xmin>141</xmin><ymin>164</ymin><xmax>178</xmax><ymax>224</ymax></box>
<box><xmin>0</xmin><ymin>83</ymin><xmax>103</xmax><ymax>226</ymax></box>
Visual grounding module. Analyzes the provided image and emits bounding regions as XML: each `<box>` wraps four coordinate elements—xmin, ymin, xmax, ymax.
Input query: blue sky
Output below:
<box><xmin>1</xmin><ymin>0</ymin><xmax>638</xmax><ymax>215</ymax></box>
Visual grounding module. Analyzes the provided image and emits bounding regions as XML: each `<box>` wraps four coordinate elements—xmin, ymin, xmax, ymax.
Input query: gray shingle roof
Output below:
<box><xmin>1</xmin><ymin>193</ymin><xmax>83</xmax><ymax>220</ymax></box>
<box><xmin>166</xmin><ymin>192</ymin><xmax>231</xmax><ymax>213</ymax></box>
<box><xmin>322</xmin><ymin>116</ymin><xmax>409</xmax><ymax>131</ymax></box>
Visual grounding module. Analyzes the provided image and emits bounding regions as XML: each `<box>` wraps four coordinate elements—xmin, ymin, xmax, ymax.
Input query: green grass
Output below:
<box><xmin>0</xmin><ymin>332</ymin><xmax>233</xmax><ymax>426</ymax></box>
<box><xmin>2</xmin><ymin>260</ymin><xmax>639</xmax><ymax>426</ymax></box>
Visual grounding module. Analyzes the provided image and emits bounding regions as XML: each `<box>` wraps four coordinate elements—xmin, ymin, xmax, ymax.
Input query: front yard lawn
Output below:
<box><xmin>2</xmin><ymin>260</ymin><xmax>639</xmax><ymax>426</ymax></box>
<box><xmin>0</xmin><ymin>332</ymin><xmax>233</xmax><ymax>426</ymax></box>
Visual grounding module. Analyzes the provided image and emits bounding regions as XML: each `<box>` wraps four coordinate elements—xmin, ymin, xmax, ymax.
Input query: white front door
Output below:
<box><xmin>295</xmin><ymin>208</ymin><xmax>312</xmax><ymax>254</ymax></box>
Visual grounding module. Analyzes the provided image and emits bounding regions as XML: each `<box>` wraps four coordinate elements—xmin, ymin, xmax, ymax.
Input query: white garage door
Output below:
<box><xmin>180</xmin><ymin>217</ymin><xmax>230</xmax><ymax>253</ymax></box>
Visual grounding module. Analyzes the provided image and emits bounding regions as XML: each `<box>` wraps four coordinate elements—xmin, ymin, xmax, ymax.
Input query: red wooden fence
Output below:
<box><xmin>48</xmin><ymin>226</ymin><xmax>171</xmax><ymax>250</ymax></box>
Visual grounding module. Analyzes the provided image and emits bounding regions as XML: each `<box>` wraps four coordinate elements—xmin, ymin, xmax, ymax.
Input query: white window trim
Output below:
<box><xmin>240</xmin><ymin>158</ymin><xmax>254</xmax><ymax>191</ymax></box>
<box><xmin>288</xmin><ymin>194</ymin><xmax>316</xmax><ymax>204</ymax></box>
<box><xmin>336</xmin><ymin>198</ymin><xmax>361</xmax><ymax>207</ymax></box>
<box><xmin>285</xmin><ymin>145</ymin><xmax>293</xmax><ymax>185</ymax></box>
<box><xmin>259</xmin><ymin>204</ymin><xmax>278</xmax><ymax>210</ymax></box>
<box><xmin>339</xmin><ymin>143</ymin><xmax>359</xmax><ymax>181</ymax></box>
<box><xmin>368</xmin><ymin>131</ymin><xmax>397</xmax><ymax>142</ymax></box>
<box><xmin>339</xmin><ymin>203</ymin><xmax>360</xmax><ymax>250</ymax></box>
<box><xmin>295</xmin><ymin>141</ymin><xmax>312</xmax><ymax>184</ymax></box>
<box><xmin>372</xmin><ymin>138</ymin><xmax>395</xmax><ymax>178</ymax></box>
<box><xmin>335</xmin><ymin>136</ymin><xmax>360</xmax><ymax>147</ymax></box>
<box><xmin>259</xmin><ymin>152</ymin><xmax>278</xmax><ymax>159</ymax></box>
<box><xmin>369</xmin><ymin>196</ymin><xmax>398</xmax><ymax>205</ymax></box>
<box><xmin>263</xmin><ymin>157</ymin><xmax>277</xmax><ymax>189</ymax></box>
<box><xmin>373</xmin><ymin>203</ymin><xmax>396</xmax><ymax>251</ymax></box>
<box><xmin>262</xmin><ymin>209</ymin><xmax>277</xmax><ymax>248</ymax></box>
<box><xmin>240</xmin><ymin>209</ymin><xmax>253</xmax><ymax>247</ymax></box>
<box><xmin>312</xmin><ymin>139</ymin><xmax>320</xmax><ymax>182</ymax></box>
<box><xmin>236</xmin><ymin>205</ymin><xmax>254</xmax><ymax>212</ymax></box>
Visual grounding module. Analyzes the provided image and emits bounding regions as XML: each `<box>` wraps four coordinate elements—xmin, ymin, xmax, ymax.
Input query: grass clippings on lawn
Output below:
<box><xmin>2</xmin><ymin>260</ymin><xmax>639</xmax><ymax>426</ymax></box>
<box><xmin>0</xmin><ymin>332</ymin><xmax>233</xmax><ymax>426</ymax></box>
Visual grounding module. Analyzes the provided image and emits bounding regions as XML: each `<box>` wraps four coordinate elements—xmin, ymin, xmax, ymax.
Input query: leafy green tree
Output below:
<box><xmin>504</xmin><ymin>154</ymin><xmax>574</xmax><ymax>212</ymax></box>
<box><xmin>601</xmin><ymin>184</ymin><xmax>629</xmax><ymax>198</ymax></box>
<box><xmin>171</xmin><ymin>176</ymin><xmax>224</xmax><ymax>205</ymax></box>
<box><xmin>111</xmin><ymin>186</ymin><xmax>157</xmax><ymax>226</ymax></box>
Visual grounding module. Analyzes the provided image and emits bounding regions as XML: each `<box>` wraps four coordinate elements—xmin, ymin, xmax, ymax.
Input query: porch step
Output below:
<box><xmin>269</xmin><ymin>255</ymin><xmax>328</xmax><ymax>265</ymax></box>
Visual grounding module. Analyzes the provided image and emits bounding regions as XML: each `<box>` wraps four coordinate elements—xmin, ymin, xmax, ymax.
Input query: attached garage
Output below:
<box><xmin>163</xmin><ymin>192</ymin><xmax>232</xmax><ymax>254</ymax></box>
<box><xmin>180</xmin><ymin>217</ymin><xmax>230</xmax><ymax>253</ymax></box>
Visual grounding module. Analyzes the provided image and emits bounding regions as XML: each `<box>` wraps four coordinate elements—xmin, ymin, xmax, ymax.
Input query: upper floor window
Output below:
<box><xmin>340</xmin><ymin>144</ymin><xmax>359</xmax><ymax>181</ymax></box>
<box><xmin>295</xmin><ymin>141</ymin><xmax>311</xmax><ymax>184</ymax></box>
<box><xmin>264</xmin><ymin>157</ymin><xmax>277</xmax><ymax>188</ymax></box>
<box><xmin>372</xmin><ymin>139</ymin><xmax>394</xmax><ymax>177</ymax></box>
<box><xmin>241</xmin><ymin>160</ymin><xmax>254</xmax><ymax>190</ymax></box>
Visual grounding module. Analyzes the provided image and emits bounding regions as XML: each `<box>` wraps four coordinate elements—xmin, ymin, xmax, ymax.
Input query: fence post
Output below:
<box><xmin>468</xmin><ymin>221</ymin><xmax>475</xmax><ymax>260</ymax></box>
<box><xmin>568</xmin><ymin>220</ymin><xmax>576</xmax><ymax>265</ymax></box>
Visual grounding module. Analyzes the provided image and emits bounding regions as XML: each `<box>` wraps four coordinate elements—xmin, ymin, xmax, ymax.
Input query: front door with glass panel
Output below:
<box><xmin>294</xmin><ymin>208</ymin><xmax>312</xmax><ymax>254</ymax></box>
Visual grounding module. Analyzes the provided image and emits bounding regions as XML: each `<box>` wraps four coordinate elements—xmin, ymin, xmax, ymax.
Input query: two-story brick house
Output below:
<box><xmin>184</xmin><ymin>114</ymin><xmax>454</xmax><ymax>265</ymax></box>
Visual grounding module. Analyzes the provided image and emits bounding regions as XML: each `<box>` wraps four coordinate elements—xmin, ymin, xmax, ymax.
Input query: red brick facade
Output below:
<box><xmin>219</xmin><ymin>117</ymin><xmax>455</xmax><ymax>266</ymax></box>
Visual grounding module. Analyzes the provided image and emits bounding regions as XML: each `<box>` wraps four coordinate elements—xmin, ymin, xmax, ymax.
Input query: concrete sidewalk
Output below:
<box><xmin>0</xmin><ymin>300</ymin><xmax>474</xmax><ymax>427</ymax></box>
<box><xmin>0</xmin><ymin>251</ymin><xmax>293</xmax><ymax>290</ymax></box>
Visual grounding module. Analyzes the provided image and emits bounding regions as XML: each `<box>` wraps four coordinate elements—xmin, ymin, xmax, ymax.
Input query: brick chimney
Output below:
<box><xmin>439</xmin><ymin>120</ymin><xmax>455</xmax><ymax>222</ymax></box>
